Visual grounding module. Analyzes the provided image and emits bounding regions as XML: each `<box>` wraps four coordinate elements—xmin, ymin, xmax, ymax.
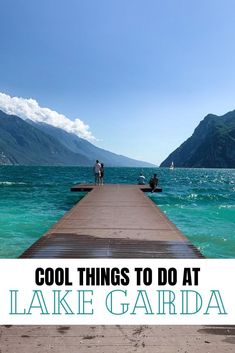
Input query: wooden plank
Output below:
<box><xmin>20</xmin><ymin>184</ymin><xmax>202</xmax><ymax>259</ymax></box>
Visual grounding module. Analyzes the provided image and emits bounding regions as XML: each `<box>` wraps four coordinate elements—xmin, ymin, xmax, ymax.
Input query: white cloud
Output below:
<box><xmin>0</xmin><ymin>92</ymin><xmax>95</xmax><ymax>140</ymax></box>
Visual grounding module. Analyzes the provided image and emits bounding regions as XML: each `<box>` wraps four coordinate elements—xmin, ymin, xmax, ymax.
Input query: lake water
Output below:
<box><xmin>0</xmin><ymin>166</ymin><xmax>235</xmax><ymax>258</ymax></box>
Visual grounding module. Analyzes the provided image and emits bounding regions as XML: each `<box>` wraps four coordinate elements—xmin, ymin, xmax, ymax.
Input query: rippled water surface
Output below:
<box><xmin>0</xmin><ymin>166</ymin><xmax>235</xmax><ymax>258</ymax></box>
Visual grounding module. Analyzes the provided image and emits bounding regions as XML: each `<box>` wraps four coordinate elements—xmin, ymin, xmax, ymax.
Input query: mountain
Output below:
<box><xmin>0</xmin><ymin>110</ymin><xmax>91</xmax><ymax>165</ymax></box>
<box><xmin>160</xmin><ymin>110</ymin><xmax>235</xmax><ymax>168</ymax></box>
<box><xmin>27</xmin><ymin>120</ymin><xmax>153</xmax><ymax>167</ymax></box>
<box><xmin>0</xmin><ymin>110</ymin><xmax>154</xmax><ymax>166</ymax></box>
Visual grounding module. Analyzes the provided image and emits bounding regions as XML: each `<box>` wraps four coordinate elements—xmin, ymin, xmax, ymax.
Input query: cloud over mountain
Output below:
<box><xmin>0</xmin><ymin>92</ymin><xmax>95</xmax><ymax>140</ymax></box>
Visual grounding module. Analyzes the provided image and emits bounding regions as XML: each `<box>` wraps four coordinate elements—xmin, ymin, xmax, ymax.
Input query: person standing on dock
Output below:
<box><xmin>93</xmin><ymin>160</ymin><xmax>101</xmax><ymax>185</ymax></box>
<box><xmin>149</xmin><ymin>173</ymin><xmax>158</xmax><ymax>192</ymax></box>
<box><xmin>100</xmin><ymin>163</ymin><xmax>104</xmax><ymax>185</ymax></box>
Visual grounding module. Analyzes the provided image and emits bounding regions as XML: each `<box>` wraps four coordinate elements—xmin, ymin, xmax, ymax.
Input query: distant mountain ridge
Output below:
<box><xmin>27</xmin><ymin>120</ymin><xmax>152</xmax><ymax>167</ymax></box>
<box><xmin>160</xmin><ymin>110</ymin><xmax>235</xmax><ymax>168</ymax></box>
<box><xmin>0</xmin><ymin>110</ymin><xmax>154</xmax><ymax>166</ymax></box>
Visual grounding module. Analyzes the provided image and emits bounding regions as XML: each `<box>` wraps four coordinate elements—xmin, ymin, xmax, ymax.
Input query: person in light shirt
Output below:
<box><xmin>93</xmin><ymin>160</ymin><xmax>101</xmax><ymax>185</ymax></box>
<box><xmin>138</xmin><ymin>173</ymin><xmax>146</xmax><ymax>185</ymax></box>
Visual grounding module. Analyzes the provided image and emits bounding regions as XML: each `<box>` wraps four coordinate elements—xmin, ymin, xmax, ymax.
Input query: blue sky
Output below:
<box><xmin>1</xmin><ymin>0</ymin><xmax>235</xmax><ymax>164</ymax></box>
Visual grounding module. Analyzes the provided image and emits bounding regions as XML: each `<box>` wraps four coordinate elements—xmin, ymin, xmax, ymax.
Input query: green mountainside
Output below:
<box><xmin>27</xmin><ymin>120</ymin><xmax>153</xmax><ymax>167</ymax></box>
<box><xmin>160</xmin><ymin>110</ymin><xmax>235</xmax><ymax>168</ymax></box>
<box><xmin>0</xmin><ymin>110</ymin><xmax>153</xmax><ymax>166</ymax></box>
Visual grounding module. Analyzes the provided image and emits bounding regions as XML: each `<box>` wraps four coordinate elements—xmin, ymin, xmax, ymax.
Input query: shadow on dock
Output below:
<box><xmin>21</xmin><ymin>234</ymin><xmax>203</xmax><ymax>258</ymax></box>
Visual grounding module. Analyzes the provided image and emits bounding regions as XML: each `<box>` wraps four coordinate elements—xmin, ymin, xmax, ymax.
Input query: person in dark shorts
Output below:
<box><xmin>149</xmin><ymin>173</ymin><xmax>158</xmax><ymax>192</ymax></box>
<box><xmin>100</xmin><ymin>163</ymin><xmax>104</xmax><ymax>185</ymax></box>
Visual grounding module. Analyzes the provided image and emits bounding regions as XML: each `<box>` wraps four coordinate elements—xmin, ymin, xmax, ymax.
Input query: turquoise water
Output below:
<box><xmin>0</xmin><ymin>166</ymin><xmax>235</xmax><ymax>258</ymax></box>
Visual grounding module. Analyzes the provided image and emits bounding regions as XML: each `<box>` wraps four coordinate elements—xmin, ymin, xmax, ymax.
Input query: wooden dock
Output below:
<box><xmin>70</xmin><ymin>183</ymin><xmax>163</xmax><ymax>193</ymax></box>
<box><xmin>6</xmin><ymin>184</ymin><xmax>234</xmax><ymax>353</ymax></box>
<box><xmin>21</xmin><ymin>184</ymin><xmax>202</xmax><ymax>259</ymax></box>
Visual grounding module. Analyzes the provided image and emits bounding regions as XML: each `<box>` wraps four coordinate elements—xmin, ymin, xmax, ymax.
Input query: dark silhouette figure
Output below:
<box><xmin>149</xmin><ymin>173</ymin><xmax>158</xmax><ymax>192</ymax></box>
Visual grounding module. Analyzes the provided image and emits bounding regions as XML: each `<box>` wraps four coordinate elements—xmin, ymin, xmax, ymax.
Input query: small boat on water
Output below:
<box><xmin>170</xmin><ymin>161</ymin><xmax>174</xmax><ymax>170</ymax></box>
